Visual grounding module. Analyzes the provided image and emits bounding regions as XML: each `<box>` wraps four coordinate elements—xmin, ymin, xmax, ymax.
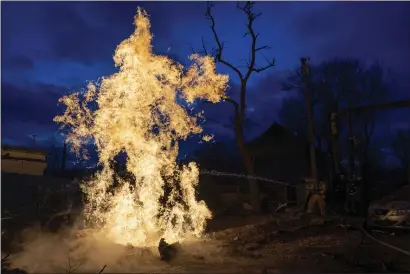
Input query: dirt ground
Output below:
<box><xmin>2</xmin><ymin>211</ymin><xmax>410</xmax><ymax>273</ymax></box>
<box><xmin>205</xmin><ymin>211</ymin><xmax>410</xmax><ymax>273</ymax></box>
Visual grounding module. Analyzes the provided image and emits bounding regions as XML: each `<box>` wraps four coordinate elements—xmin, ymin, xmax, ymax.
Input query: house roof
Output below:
<box><xmin>2</xmin><ymin>145</ymin><xmax>48</xmax><ymax>155</ymax></box>
<box><xmin>246</xmin><ymin>122</ymin><xmax>307</xmax><ymax>155</ymax></box>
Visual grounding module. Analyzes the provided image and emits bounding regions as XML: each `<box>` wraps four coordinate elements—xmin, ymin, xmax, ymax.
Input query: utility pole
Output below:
<box><xmin>347</xmin><ymin>111</ymin><xmax>356</xmax><ymax>180</ymax></box>
<box><xmin>61</xmin><ymin>142</ymin><xmax>67</xmax><ymax>171</ymax></box>
<box><xmin>301</xmin><ymin>57</ymin><xmax>318</xmax><ymax>185</ymax></box>
<box><xmin>330</xmin><ymin>112</ymin><xmax>340</xmax><ymax>176</ymax></box>
<box><xmin>31</xmin><ymin>134</ymin><xmax>37</xmax><ymax>146</ymax></box>
<box><xmin>301</xmin><ymin>58</ymin><xmax>326</xmax><ymax>216</ymax></box>
<box><xmin>330</xmin><ymin>99</ymin><xmax>410</xmax><ymax>180</ymax></box>
<box><xmin>329</xmin><ymin>99</ymin><xmax>410</xmax><ymax>214</ymax></box>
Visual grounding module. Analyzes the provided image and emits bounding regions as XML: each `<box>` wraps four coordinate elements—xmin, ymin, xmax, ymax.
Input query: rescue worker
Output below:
<box><xmin>306</xmin><ymin>179</ymin><xmax>327</xmax><ymax>216</ymax></box>
<box><xmin>345</xmin><ymin>175</ymin><xmax>362</xmax><ymax>215</ymax></box>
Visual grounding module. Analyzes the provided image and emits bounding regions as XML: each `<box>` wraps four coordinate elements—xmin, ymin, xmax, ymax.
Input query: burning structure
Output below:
<box><xmin>53</xmin><ymin>8</ymin><xmax>229</xmax><ymax>247</ymax></box>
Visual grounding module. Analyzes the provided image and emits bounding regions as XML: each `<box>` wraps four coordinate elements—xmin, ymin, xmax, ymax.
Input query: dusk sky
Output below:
<box><xmin>2</xmin><ymin>1</ymin><xmax>410</xmax><ymax>161</ymax></box>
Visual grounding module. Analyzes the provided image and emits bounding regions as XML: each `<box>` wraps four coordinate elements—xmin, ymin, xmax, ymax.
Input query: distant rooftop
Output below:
<box><xmin>2</xmin><ymin>144</ymin><xmax>48</xmax><ymax>155</ymax></box>
<box><xmin>246</xmin><ymin>122</ymin><xmax>306</xmax><ymax>149</ymax></box>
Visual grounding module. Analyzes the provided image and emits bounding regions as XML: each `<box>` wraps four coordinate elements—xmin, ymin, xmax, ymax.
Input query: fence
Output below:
<box><xmin>1</xmin><ymin>173</ymin><xmax>76</xmax><ymax>220</ymax></box>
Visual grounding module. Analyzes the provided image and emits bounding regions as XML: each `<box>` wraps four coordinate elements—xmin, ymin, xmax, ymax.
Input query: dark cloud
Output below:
<box><xmin>290</xmin><ymin>2</ymin><xmax>410</xmax><ymax>71</ymax></box>
<box><xmin>1</xmin><ymin>2</ymin><xmax>206</xmax><ymax>65</ymax></box>
<box><xmin>1</xmin><ymin>82</ymin><xmax>66</xmax><ymax>126</ymax></box>
<box><xmin>42</xmin><ymin>4</ymin><xmax>116</xmax><ymax>65</ymax></box>
<box><xmin>2</xmin><ymin>1</ymin><xmax>408</xmax><ymax>148</ymax></box>
<box><xmin>2</xmin><ymin>2</ymin><xmax>122</xmax><ymax>64</ymax></box>
<box><xmin>1</xmin><ymin>82</ymin><xmax>68</xmax><ymax>146</ymax></box>
<box><xmin>2</xmin><ymin>55</ymin><xmax>34</xmax><ymax>70</ymax></box>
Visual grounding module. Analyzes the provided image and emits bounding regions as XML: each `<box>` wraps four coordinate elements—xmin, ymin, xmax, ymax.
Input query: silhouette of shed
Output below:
<box><xmin>246</xmin><ymin>122</ymin><xmax>310</xmax><ymax>206</ymax></box>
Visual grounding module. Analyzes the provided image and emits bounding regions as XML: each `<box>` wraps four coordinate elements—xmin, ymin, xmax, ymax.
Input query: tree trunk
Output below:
<box><xmin>316</xmin><ymin>135</ymin><xmax>323</xmax><ymax>154</ymax></box>
<box><xmin>242</xmin><ymin>151</ymin><xmax>260</xmax><ymax>212</ymax></box>
<box><xmin>235</xmin><ymin>116</ymin><xmax>261</xmax><ymax>213</ymax></box>
<box><xmin>301</xmin><ymin>58</ymin><xmax>324</xmax><ymax>216</ymax></box>
<box><xmin>361</xmin><ymin>119</ymin><xmax>373</xmax><ymax>206</ymax></box>
<box><xmin>407</xmin><ymin>161</ymin><xmax>410</xmax><ymax>184</ymax></box>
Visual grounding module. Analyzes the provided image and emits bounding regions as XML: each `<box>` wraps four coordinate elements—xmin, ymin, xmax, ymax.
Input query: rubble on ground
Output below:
<box><xmin>209</xmin><ymin>210</ymin><xmax>410</xmax><ymax>272</ymax></box>
<box><xmin>2</xmin><ymin>253</ymin><xmax>27</xmax><ymax>274</ymax></box>
<box><xmin>212</xmin><ymin>211</ymin><xmax>336</xmax><ymax>243</ymax></box>
<box><xmin>209</xmin><ymin>211</ymin><xmax>341</xmax><ymax>260</ymax></box>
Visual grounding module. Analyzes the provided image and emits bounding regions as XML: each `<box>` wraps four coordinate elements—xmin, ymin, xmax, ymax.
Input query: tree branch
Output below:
<box><xmin>99</xmin><ymin>265</ymin><xmax>107</xmax><ymax>274</ymax></box>
<box><xmin>224</xmin><ymin>96</ymin><xmax>239</xmax><ymax>109</ymax></box>
<box><xmin>66</xmin><ymin>253</ymin><xmax>85</xmax><ymax>274</ymax></box>
<box><xmin>203</xmin><ymin>2</ymin><xmax>275</xmax><ymax>125</ymax></box>
<box><xmin>201</xmin><ymin>96</ymin><xmax>240</xmax><ymax>131</ymax></box>
<box><xmin>191</xmin><ymin>36</ymin><xmax>210</xmax><ymax>56</ymax></box>
<box><xmin>206</xmin><ymin>117</ymin><xmax>235</xmax><ymax>130</ymax></box>
<box><xmin>202</xmin><ymin>96</ymin><xmax>239</xmax><ymax>109</ymax></box>
<box><xmin>224</xmin><ymin>97</ymin><xmax>241</xmax><ymax>132</ymax></box>
<box><xmin>252</xmin><ymin>51</ymin><xmax>275</xmax><ymax>73</ymax></box>
<box><xmin>236</xmin><ymin>1</ymin><xmax>275</xmax><ymax>122</ymax></box>
<box><xmin>205</xmin><ymin>2</ymin><xmax>244</xmax><ymax>82</ymax></box>
<box><xmin>255</xmin><ymin>45</ymin><xmax>271</xmax><ymax>52</ymax></box>
<box><xmin>236</xmin><ymin>1</ymin><xmax>275</xmax><ymax>81</ymax></box>
<box><xmin>201</xmin><ymin>36</ymin><xmax>209</xmax><ymax>56</ymax></box>
<box><xmin>201</xmin><ymin>3</ymin><xmax>274</xmax><ymax>206</ymax></box>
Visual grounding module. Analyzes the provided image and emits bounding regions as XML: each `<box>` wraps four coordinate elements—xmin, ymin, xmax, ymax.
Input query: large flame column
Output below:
<box><xmin>54</xmin><ymin>8</ymin><xmax>229</xmax><ymax>247</ymax></box>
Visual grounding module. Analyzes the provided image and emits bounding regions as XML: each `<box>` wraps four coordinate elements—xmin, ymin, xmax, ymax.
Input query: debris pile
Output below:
<box><xmin>2</xmin><ymin>253</ymin><xmax>27</xmax><ymax>274</ymax></box>
<box><xmin>208</xmin><ymin>211</ymin><xmax>410</xmax><ymax>272</ymax></box>
<box><xmin>212</xmin><ymin>212</ymin><xmax>333</xmax><ymax>243</ymax></box>
<box><xmin>209</xmin><ymin>212</ymin><xmax>339</xmax><ymax>260</ymax></box>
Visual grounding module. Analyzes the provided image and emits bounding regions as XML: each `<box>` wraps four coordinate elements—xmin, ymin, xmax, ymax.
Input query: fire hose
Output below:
<box><xmin>228</xmin><ymin>172</ymin><xmax>410</xmax><ymax>257</ymax></box>
<box><xmin>325</xmin><ymin>204</ymin><xmax>410</xmax><ymax>257</ymax></box>
<box><xmin>358</xmin><ymin>219</ymin><xmax>410</xmax><ymax>256</ymax></box>
<box><xmin>258</xmin><ymin>176</ymin><xmax>410</xmax><ymax>257</ymax></box>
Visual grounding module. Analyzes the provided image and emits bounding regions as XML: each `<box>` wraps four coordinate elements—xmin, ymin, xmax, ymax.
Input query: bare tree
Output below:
<box><xmin>197</xmin><ymin>1</ymin><xmax>275</xmax><ymax>212</ymax></box>
<box><xmin>391</xmin><ymin>129</ymin><xmax>410</xmax><ymax>184</ymax></box>
<box><xmin>352</xmin><ymin>63</ymin><xmax>389</xmax><ymax>175</ymax></box>
<box><xmin>280</xmin><ymin>59</ymin><xmax>389</xmax><ymax>176</ymax></box>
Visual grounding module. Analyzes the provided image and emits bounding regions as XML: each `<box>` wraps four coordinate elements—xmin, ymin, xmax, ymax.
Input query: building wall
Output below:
<box><xmin>254</xmin><ymin>146</ymin><xmax>310</xmax><ymax>183</ymax></box>
<box><xmin>2</xmin><ymin>150</ymin><xmax>46</xmax><ymax>161</ymax></box>
<box><xmin>1</xmin><ymin>148</ymin><xmax>47</xmax><ymax>176</ymax></box>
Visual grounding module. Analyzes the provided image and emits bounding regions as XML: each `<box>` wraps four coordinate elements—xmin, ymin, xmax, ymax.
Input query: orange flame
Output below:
<box><xmin>54</xmin><ymin>8</ymin><xmax>229</xmax><ymax>247</ymax></box>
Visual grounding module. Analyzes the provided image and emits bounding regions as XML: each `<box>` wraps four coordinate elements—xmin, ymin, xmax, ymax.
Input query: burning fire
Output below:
<box><xmin>54</xmin><ymin>8</ymin><xmax>229</xmax><ymax>247</ymax></box>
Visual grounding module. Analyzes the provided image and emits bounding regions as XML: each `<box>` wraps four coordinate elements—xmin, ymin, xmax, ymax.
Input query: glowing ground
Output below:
<box><xmin>5</xmin><ymin>214</ymin><xmax>410</xmax><ymax>273</ymax></box>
